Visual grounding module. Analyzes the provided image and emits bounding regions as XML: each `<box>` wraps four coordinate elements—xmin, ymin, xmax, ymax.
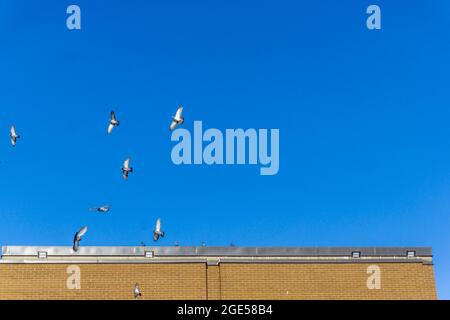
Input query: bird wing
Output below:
<box><xmin>110</xmin><ymin>111</ymin><xmax>116</xmax><ymax>121</ymax></box>
<box><xmin>10</xmin><ymin>125</ymin><xmax>16</xmax><ymax>137</ymax></box>
<box><xmin>155</xmin><ymin>218</ymin><xmax>161</xmax><ymax>232</ymax></box>
<box><xmin>107</xmin><ymin>123</ymin><xmax>114</xmax><ymax>134</ymax></box>
<box><xmin>122</xmin><ymin>171</ymin><xmax>129</xmax><ymax>180</ymax></box>
<box><xmin>11</xmin><ymin>137</ymin><xmax>16</xmax><ymax>146</ymax></box>
<box><xmin>123</xmin><ymin>158</ymin><xmax>130</xmax><ymax>169</ymax></box>
<box><xmin>175</xmin><ymin>106</ymin><xmax>183</xmax><ymax>120</ymax></box>
<box><xmin>78</xmin><ymin>226</ymin><xmax>88</xmax><ymax>238</ymax></box>
<box><xmin>169</xmin><ymin>120</ymin><xmax>178</xmax><ymax>131</ymax></box>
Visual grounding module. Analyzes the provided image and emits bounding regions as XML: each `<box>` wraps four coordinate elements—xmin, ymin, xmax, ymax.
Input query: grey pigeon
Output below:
<box><xmin>122</xmin><ymin>157</ymin><xmax>133</xmax><ymax>180</ymax></box>
<box><xmin>169</xmin><ymin>106</ymin><xmax>184</xmax><ymax>131</ymax></box>
<box><xmin>108</xmin><ymin>110</ymin><xmax>120</xmax><ymax>134</ymax></box>
<box><xmin>10</xmin><ymin>125</ymin><xmax>20</xmax><ymax>147</ymax></box>
<box><xmin>73</xmin><ymin>226</ymin><xmax>88</xmax><ymax>252</ymax></box>
<box><xmin>89</xmin><ymin>205</ymin><xmax>110</xmax><ymax>213</ymax></box>
<box><xmin>153</xmin><ymin>218</ymin><xmax>165</xmax><ymax>242</ymax></box>
<box><xmin>133</xmin><ymin>283</ymin><xmax>142</xmax><ymax>298</ymax></box>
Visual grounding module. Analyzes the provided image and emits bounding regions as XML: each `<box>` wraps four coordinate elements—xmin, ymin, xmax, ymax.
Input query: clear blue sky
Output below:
<box><xmin>1</xmin><ymin>0</ymin><xmax>449</xmax><ymax>298</ymax></box>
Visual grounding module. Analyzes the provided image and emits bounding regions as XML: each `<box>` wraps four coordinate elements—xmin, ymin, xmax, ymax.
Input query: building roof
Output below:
<box><xmin>0</xmin><ymin>246</ymin><xmax>433</xmax><ymax>265</ymax></box>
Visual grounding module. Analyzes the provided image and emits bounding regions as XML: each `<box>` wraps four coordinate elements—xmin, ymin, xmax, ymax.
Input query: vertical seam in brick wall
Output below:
<box><xmin>219</xmin><ymin>263</ymin><xmax>222</xmax><ymax>300</ymax></box>
<box><xmin>205</xmin><ymin>263</ymin><xmax>209</xmax><ymax>300</ymax></box>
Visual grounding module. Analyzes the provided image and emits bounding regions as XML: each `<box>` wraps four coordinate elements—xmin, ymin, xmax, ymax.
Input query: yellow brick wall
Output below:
<box><xmin>206</xmin><ymin>265</ymin><xmax>222</xmax><ymax>300</ymax></box>
<box><xmin>219</xmin><ymin>263</ymin><xmax>437</xmax><ymax>300</ymax></box>
<box><xmin>0</xmin><ymin>264</ymin><xmax>206</xmax><ymax>300</ymax></box>
<box><xmin>0</xmin><ymin>262</ymin><xmax>437</xmax><ymax>300</ymax></box>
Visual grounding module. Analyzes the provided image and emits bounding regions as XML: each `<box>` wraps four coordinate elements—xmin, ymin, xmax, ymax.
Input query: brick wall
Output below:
<box><xmin>0</xmin><ymin>264</ymin><xmax>206</xmax><ymax>300</ymax></box>
<box><xmin>219</xmin><ymin>263</ymin><xmax>437</xmax><ymax>300</ymax></box>
<box><xmin>0</xmin><ymin>262</ymin><xmax>437</xmax><ymax>300</ymax></box>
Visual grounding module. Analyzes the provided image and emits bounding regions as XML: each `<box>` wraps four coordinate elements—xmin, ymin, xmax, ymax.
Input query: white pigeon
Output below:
<box><xmin>153</xmin><ymin>218</ymin><xmax>165</xmax><ymax>242</ymax></box>
<box><xmin>169</xmin><ymin>106</ymin><xmax>184</xmax><ymax>131</ymax></box>
<box><xmin>89</xmin><ymin>205</ymin><xmax>110</xmax><ymax>213</ymax></box>
<box><xmin>10</xmin><ymin>125</ymin><xmax>20</xmax><ymax>147</ymax></box>
<box><xmin>122</xmin><ymin>157</ymin><xmax>133</xmax><ymax>180</ymax></box>
<box><xmin>107</xmin><ymin>110</ymin><xmax>120</xmax><ymax>134</ymax></box>
<box><xmin>73</xmin><ymin>226</ymin><xmax>88</xmax><ymax>252</ymax></box>
<box><xmin>133</xmin><ymin>283</ymin><xmax>142</xmax><ymax>298</ymax></box>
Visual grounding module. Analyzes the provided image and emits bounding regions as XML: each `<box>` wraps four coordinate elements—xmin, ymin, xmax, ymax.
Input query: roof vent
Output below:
<box><xmin>351</xmin><ymin>251</ymin><xmax>361</xmax><ymax>259</ymax></box>
<box><xmin>144</xmin><ymin>251</ymin><xmax>154</xmax><ymax>258</ymax></box>
<box><xmin>37</xmin><ymin>251</ymin><xmax>48</xmax><ymax>259</ymax></box>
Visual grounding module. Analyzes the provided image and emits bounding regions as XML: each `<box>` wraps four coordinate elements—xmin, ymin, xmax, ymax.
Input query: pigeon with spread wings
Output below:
<box><xmin>89</xmin><ymin>205</ymin><xmax>110</xmax><ymax>213</ymax></box>
<box><xmin>153</xmin><ymin>218</ymin><xmax>165</xmax><ymax>242</ymax></box>
<box><xmin>10</xmin><ymin>125</ymin><xmax>20</xmax><ymax>147</ymax></box>
<box><xmin>122</xmin><ymin>157</ymin><xmax>133</xmax><ymax>180</ymax></box>
<box><xmin>107</xmin><ymin>110</ymin><xmax>120</xmax><ymax>134</ymax></box>
<box><xmin>169</xmin><ymin>106</ymin><xmax>184</xmax><ymax>131</ymax></box>
<box><xmin>73</xmin><ymin>226</ymin><xmax>88</xmax><ymax>252</ymax></box>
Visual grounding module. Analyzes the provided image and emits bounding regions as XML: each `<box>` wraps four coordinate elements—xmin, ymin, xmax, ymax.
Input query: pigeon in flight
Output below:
<box><xmin>10</xmin><ymin>125</ymin><xmax>20</xmax><ymax>147</ymax></box>
<box><xmin>122</xmin><ymin>157</ymin><xmax>133</xmax><ymax>180</ymax></box>
<box><xmin>133</xmin><ymin>283</ymin><xmax>142</xmax><ymax>298</ymax></box>
<box><xmin>107</xmin><ymin>110</ymin><xmax>120</xmax><ymax>134</ymax></box>
<box><xmin>169</xmin><ymin>106</ymin><xmax>184</xmax><ymax>131</ymax></box>
<box><xmin>73</xmin><ymin>226</ymin><xmax>88</xmax><ymax>252</ymax></box>
<box><xmin>89</xmin><ymin>205</ymin><xmax>110</xmax><ymax>213</ymax></box>
<box><xmin>153</xmin><ymin>218</ymin><xmax>165</xmax><ymax>242</ymax></box>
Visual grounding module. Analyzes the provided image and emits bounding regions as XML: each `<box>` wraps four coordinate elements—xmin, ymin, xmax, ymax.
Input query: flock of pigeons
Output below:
<box><xmin>6</xmin><ymin>106</ymin><xmax>184</xmax><ymax>252</ymax></box>
<box><xmin>73</xmin><ymin>106</ymin><xmax>184</xmax><ymax>251</ymax></box>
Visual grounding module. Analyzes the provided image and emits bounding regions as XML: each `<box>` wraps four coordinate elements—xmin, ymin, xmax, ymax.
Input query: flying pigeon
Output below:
<box><xmin>89</xmin><ymin>205</ymin><xmax>110</xmax><ymax>213</ymax></box>
<box><xmin>153</xmin><ymin>218</ymin><xmax>165</xmax><ymax>242</ymax></box>
<box><xmin>10</xmin><ymin>125</ymin><xmax>20</xmax><ymax>147</ymax></box>
<box><xmin>73</xmin><ymin>226</ymin><xmax>88</xmax><ymax>252</ymax></box>
<box><xmin>122</xmin><ymin>157</ymin><xmax>133</xmax><ymax>180</ymax></box>
<box><xmin>133</xmin><ymin>283</ymin><xmax>142</xmax><ymax>298</ymax></box>
<box><xmin>169</xmin><ymin>106</ymin><xmax>184</xmax><ymax>131</ymax></box>
<box><xmin>107</xmin><ymin>110</ymin><xmax>120</xmax><ymax>134</ymax></box>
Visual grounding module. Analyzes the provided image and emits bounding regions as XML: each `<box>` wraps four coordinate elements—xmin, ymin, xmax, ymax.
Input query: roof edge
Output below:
<box><xmin>1</xmin><ymin>246</ymin><xmax>433</xmax><ymax>258</ymax></box>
